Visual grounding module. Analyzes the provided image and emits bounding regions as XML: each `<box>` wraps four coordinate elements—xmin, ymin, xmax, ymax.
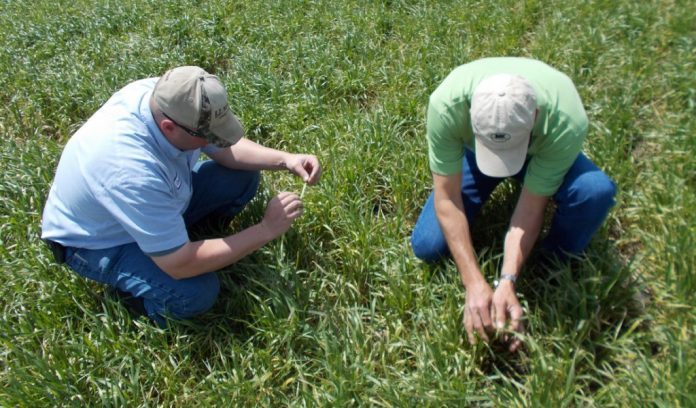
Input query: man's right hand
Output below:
<box><xmin>463</xmin><ymin>280</ymin><xmax>495</xmax><ymax>345</ymax></box>
<box><xmin>260</xmin><ymin>192</ymin><xmax>303</xmax><ymax>239</ymax></box>
<box><xmin>492</xmin><ymin>280</ymin><xmax>525</xmax><ymax>352</ymax></box>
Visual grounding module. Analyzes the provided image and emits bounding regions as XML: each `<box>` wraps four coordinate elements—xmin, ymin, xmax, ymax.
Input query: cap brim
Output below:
<box><xmin>209</xmin><ymin>111</ymin><xmax>244</xmax><ymax>148</ymax></box>
<box><xmin>474</xmin><ymin>136</ymin><xmax>528</xmax><ymax>177</ymax></box>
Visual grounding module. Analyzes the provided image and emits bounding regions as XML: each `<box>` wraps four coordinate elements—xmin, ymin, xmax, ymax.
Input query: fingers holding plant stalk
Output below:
<box><xmin>491</xmin><ymin>281</ymin><xmax>526</xmax><ymax>352</ymax></box>
<box><xmin>286</xmin><ymin>153</ymin><xmax>322</xmax><ymax>185</ymax></box>
<box><xmin>261</xmin><ymin>192</ymin><xmax>303</xmax><ymax>238</ymax></box>
<box><xmin>271</xmin><ymin>163</ymin><xmax>314</xmax><ymax>240</ymax></box>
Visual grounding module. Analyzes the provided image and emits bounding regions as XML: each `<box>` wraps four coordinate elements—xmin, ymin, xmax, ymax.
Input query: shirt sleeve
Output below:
<box><xmin>201</xmin><ymin>144</ymin><xmax>222</xmax><ymax>156</ymax></box>
<box><xmin>95</xmin><ymin>173</ymin><xmax>189</xmax><ymax>254</ymax></box>
<box><xmin>524</xmin><ymin>120</ymin><xmax>587</xmax><ymax>196</ymax></box>
<box><xmin>427</xmin><ymin>99</ymin><xmax>469</xmax><ymax>176</ymax></box>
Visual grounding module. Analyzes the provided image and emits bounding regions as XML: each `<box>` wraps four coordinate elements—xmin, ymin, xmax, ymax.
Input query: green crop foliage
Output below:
<box><xmin>1</xmin><ymin>0</ymin><xmax>694</xmax><ymax>406</ymax></box>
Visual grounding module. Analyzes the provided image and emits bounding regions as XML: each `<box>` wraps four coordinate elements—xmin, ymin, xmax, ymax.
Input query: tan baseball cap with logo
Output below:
<box><xmin>153</xmin><ymin>66</ymin><xmax>244</xmax><ymax>147</ymax></box>
<box><xmin>470</xmin><ymin>74</ymin><xmax>537</xmax><ymax>177</ymax></box>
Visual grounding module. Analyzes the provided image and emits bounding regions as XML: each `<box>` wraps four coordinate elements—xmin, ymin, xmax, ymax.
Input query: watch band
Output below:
<box><xmin>494</xmin><ymin>273</ymin><xmax>517</xmax><ymax>287</ymax></box>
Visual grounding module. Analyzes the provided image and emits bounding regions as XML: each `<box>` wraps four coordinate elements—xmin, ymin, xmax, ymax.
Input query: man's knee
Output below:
<box><xmin>585</xmin><ymin>173</ymin><xmax>616</xmax><ymax>210</ymax></box>
<box><xmin>203</xmin><ymin>161</ymin><xmax>261</xmax><ymax>201</ymax></box>
<box><xmin>411</xmin><ymin>232</ymin><xmax>446</xmax><ymax>263</ymax></box>
<box><xmin>173</xmin><ymin>272</ymin><xmax>220</xmax><ymax>318</ymax></box>
<box><xmin>244</xmin><ymin>169</ymin><xmax>262</xmax><ymax>191</ymax></box>
<box><xmin>238</xmin><ymin>170</ymin><xmax>261</xmax><ymax>204</ymax></box>
<box><xmin>567</xmin><ymin>171</ymin><xmax>617</xmax><ymax>212</ymax></box>
<box><xmin>212</xmin><ymin>169</ymin><xmax>261</xmax><ymax>220</ymax></box>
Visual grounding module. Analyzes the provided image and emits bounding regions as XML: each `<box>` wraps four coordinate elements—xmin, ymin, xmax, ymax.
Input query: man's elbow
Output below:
<box><xmin>151</xmin><ymin>243</ymin><xmax>196</xmax><ymax>280</ymax></box>
<box><xmin>161</xmin><ymin>266</ymin><xmax>190</xmax><ymax>280</ymax></box>
<box><xmin>154</xmin><ymin>261</ymin><xmax>191</xmax><ymax>280</ymax></box>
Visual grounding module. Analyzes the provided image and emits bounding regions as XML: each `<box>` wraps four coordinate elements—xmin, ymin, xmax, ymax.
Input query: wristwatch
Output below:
<box><xmin>494</xmin><ymin>273</ymin><xmax>517</xmax><ymax>288</ymax></box>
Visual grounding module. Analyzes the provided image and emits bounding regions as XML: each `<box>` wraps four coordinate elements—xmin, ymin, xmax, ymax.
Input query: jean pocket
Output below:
<box><xmin>66</xmin><ymin>248</ymin><xmax>112</xmax><ymax>285</ymax></box>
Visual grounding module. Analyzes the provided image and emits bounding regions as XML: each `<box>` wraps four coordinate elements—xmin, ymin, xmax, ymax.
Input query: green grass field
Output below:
<box><xmin>1</xmin><ymin>0</ymin><xmax>694</xmax><ymax>405</ymax></box>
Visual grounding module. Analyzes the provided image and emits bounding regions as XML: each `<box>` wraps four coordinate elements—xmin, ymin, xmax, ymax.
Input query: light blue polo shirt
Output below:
<box><xmin>41</xmin><ymin>78</ymin><xmax>220</xmax><ymax>255</ymax></box>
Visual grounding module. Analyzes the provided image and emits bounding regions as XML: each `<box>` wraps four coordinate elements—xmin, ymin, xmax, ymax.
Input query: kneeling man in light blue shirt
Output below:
<box><xmin>42</xmin><ymin>66</ymin><xmax>321</xmax><ymax>326</ymax></box>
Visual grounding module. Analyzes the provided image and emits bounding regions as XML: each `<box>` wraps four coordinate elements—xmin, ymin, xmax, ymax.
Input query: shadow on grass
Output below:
<box><xmin>166</xmin><ymin>199</ymin><xmax>326</xmax><ymax>362</ymax></box>
<box><xmin>69</xmin><ymin>177</ymin><xmax>648</xmax><ymax>386</ymax></box>
<box><xmin>415</xmin><ymin>180</ymin><xmax>650</xmax><ymax>381</ymax></box>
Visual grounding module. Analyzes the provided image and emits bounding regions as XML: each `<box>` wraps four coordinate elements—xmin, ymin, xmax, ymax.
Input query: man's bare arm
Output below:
<box><xmin>152</xmin><ymin>192</ymin><xmax>302</xmax><ymax>280</ymax></box>
<box><xmin>501</xmin><ymin>186</ymin><xmax>549</xmax><ymax>277</ymax></box>
<box><xmin>492</xmin><ymin>186</ymin><xmax>548</xmax><ymax>351</ymax></box>
<box><xmin>432</xmin><ymin>172</ymin><xmax>494</xmax><ymax>343</ymax></box>
<box><xmin>433</xmin><ymin>173</ymin><xmax>480</xmax><ymax>286</ymax></box>
<box><xmin>208</xmin><ymin>138</ymin><xmax>321</xmax><ymax>184</ymax></box>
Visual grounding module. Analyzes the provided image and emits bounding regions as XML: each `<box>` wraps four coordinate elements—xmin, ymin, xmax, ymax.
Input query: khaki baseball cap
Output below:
<box><xmin>470</xmin><ymin>74</ymin><xmax>537</xmax><ymax>177</ymax></box>
<box><xmin>153</xmin><ymin>66</ymin><xmax>244</xmax><ymax>147</ymax></box>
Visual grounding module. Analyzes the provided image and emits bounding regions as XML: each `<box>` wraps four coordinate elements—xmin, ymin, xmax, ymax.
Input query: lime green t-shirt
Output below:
<box><xmin>427</xmin><ymin>57</ymin><xmax>588</xmax><ymax>196</ymax></box>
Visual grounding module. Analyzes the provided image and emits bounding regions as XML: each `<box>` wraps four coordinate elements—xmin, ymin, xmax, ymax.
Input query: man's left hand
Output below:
<box><xmin>491</xmin><ymin>280</ymin><xmax>525</xmax><ymax>352</ymax></box>
<box><xmin>286</xmin><ymin>154</ymin><xmax>322</xmax><ymax>185</ymax></box>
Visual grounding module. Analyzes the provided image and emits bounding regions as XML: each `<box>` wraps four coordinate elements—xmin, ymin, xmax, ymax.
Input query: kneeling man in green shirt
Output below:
<box><xmin>411</xmin><ymin>57</ymin><xmax>616</xmax><ymax>351</ymax></box>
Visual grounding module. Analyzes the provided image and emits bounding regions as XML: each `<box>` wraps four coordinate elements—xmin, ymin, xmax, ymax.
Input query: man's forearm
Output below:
<box><xmin>209</xmin><ymin>138</ymin><xmax>290</xmax><ymax>171</ymax></box>
<box><xmin>432</xmin><ymin>173</ymin><xmax>496</xmax><ymax>342</ymax></box>
<box><xmin>436</xmin><ymin>201</ymin><xmax>485</xmax><ymax>287</ymax></box>
<box><xmin>152</xmin><ymin>224</ymin><xmax>274</xmax><ymax>280</ymax></box>
<box><xmin>501</xmin><ymin>225</ymin><xmax>541</xmax><ymax>276</ymax></box>
<box><xmin>501</xmin><ymin>188</ymin><xmax>549</xmax><ymax>276</ymax></box>
<box><xmin>432</xmin><ymin>173</ymin><xmax>485</xmax><ymax>288</ymax></box>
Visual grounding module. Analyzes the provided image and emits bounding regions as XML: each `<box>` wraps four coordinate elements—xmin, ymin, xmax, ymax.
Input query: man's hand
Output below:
<box><xmin>260</xmin><ymin>192</ymin><xmax>303</xmax><ymax>238</ymax></box>
<box><xmin>285</xmin><ymin>154</ymin><xmax>321</xmax><ymax>185</ymax></box>
<box><xmin>492</xmin><ymin>280</ymin><xmax>525</xmax><ymax>352</ymax></box>
<box><xmin>463</xmin><ymin>280</ymin><xmax>495</xmax><ymax>345</ymax></box>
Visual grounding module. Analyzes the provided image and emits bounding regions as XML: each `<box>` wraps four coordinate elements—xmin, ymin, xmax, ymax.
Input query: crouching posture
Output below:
<box><xmin>411</xmin><ymin>57</ymin><xmax>616</xmax><ymax>351</ymax></box>
<box><xmin>42</xmin><ymin>66</ymin><xmax>321</xmax><ymax>326</ymax></box>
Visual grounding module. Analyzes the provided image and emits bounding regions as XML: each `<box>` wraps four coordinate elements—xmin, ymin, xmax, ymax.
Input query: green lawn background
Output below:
<box><xmin>1</xmin><ymin>0</ymin><xmax>694</xmax><ymax>406</ymax></box>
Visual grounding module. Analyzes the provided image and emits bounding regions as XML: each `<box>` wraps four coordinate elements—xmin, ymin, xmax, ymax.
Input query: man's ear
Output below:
<box><xmin>150</xmin><ymin>98</ymin><xmax>178</xmax><ymax>137</ymax></box>
<box><xmin>159</xmin><ymin>118</ymin><xmax>177</xmax><ymax>136</ymax></box>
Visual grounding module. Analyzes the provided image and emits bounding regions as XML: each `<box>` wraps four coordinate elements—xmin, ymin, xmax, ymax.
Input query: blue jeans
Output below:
<box><xmin>410</xmin><ymin>150</ymin><xmax>616</xmax><ymax>262</ymax></box>
<box><xmin>64</xmin><ymin>161</ymin><xmax>260</xmax><ymax>326</ymax></box>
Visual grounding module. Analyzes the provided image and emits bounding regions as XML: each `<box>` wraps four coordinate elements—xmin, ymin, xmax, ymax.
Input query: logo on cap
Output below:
<box><xmin>489</xmin><ymin>133</ymin><xmax>512</xmax><ymax>143</ymax></box>
<box><xmin>214</xmin><ymin>105</ymin><xmax>229</xmax><ymax>119</ymax></box>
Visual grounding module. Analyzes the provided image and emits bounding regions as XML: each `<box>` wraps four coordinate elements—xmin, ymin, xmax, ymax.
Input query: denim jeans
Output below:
<box><xmin>64</xmin><ymin>160</ymin><xmax>260</xmax><ymax>326</ymax></box>
<box><xmin>410</xmin><ymin>150</ymin><xmax>616</xmax><ymax>263</ymax></box>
